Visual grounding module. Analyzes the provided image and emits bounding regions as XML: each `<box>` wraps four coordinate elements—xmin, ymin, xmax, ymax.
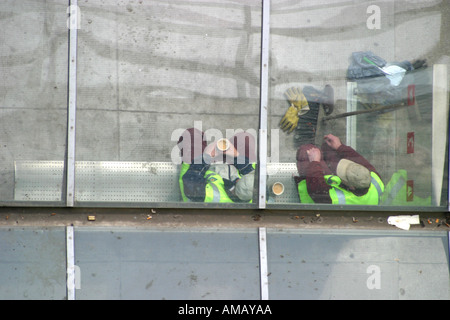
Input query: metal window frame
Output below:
<box><xmin>258</xmin><ymin>0</ymin><xmax>270</xmax><ymax>209</ymax></box>
<box><xmin>258</xmin><ymin>227</ymin><xmax>269</xmax><ymax>300</ymax></box>
<box><xmin>66</xmin><ymin>226</ymin><xmax>76</xmax><ymax>300</ymax></box>
<box><xmin>66</xmin><ymin>0</ymin><xmax>78</xmax><ymax>207</ymax></box>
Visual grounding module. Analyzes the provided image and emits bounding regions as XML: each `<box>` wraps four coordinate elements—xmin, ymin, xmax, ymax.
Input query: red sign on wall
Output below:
<box><xmin>407</xmin><ymin>132</ymin><xmax>414</xmax><ymax>154</ymax></box>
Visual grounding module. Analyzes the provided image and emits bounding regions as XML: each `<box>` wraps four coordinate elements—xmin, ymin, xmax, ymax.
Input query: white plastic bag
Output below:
<box><xmin>387</xmin><ymin>215</ymin><xmax>420</xmax><ymax>230</ymax></box>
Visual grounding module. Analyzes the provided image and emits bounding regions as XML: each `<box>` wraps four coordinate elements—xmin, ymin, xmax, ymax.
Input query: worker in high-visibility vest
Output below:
<box><xmin>177</xmin><ymin>128</ymin><xmax>256</xmax><ymax>203</ymax></box>
<box><xmin>381</xmin><ymin>169</ymin><xmax>431</xmax><ymax>206</ymax></box>
<box><xmin>295</xmin><ymin>134</ymin><xmax>384</xmax><ymax>204</ymax></box>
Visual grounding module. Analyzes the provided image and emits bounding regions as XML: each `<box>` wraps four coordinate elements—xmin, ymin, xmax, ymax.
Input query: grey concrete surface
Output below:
<box><xmin>0</xmin><ymin>0</ymin><xmax>449</xmax><ymax>207</ymax></box>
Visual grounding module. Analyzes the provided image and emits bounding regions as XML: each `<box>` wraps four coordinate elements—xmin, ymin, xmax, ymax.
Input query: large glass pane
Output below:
<box><xmin>267</xmin><ymin>0</ymin><xmax>449</xmax><ymax>209</ymax></box>
<box><xmin>267</xmin><ymin>229</ymin><xmax>449</xmax><ymax>300</ymax></box>
<box><xmin>0</xmin><ymin>227</ymin><xmax>67</xmax><ymax>299</ymax></box>
<box><xmin>74</xmin><ymin>227</ymin><xmax>260</xmax><ymax>300</ymax></box>
<box><xmin>75</xmin><ymin>0</ymin><xmax>261</xmax><ymax>207</ymax></box>
<box><xmin>0</xmin><ymin>1</ymin><xmax>68</xmax><ymax>205</ymax></box>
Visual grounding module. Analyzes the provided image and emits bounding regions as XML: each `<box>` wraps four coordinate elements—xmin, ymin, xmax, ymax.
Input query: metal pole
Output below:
<box><xmin>66</xmin><ymin>226</ymin><xmax>76</xmax><ymax>300</ymax></box>
<box><xmin>259</xmin><ymin>227</ymin><xmax>269</xmax><ymax>300</ymax></box>
<box><xmin>66</xmin><ymin>0</ymin><xmax>78</xmax><ymax>207</ymax></box>
<box><xmin>258</xmin><ymin>0</ymin><xmax>270</xmax><ymax>209</ymax></box>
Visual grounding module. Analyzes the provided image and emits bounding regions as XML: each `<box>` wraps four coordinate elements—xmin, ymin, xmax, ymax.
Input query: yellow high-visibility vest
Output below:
<box><xmin>381</xmin><ymin>169</ymin><xmax>431</xmax><ymax>206</ymax></box>
<box><xmin>298</xmin><ymin>172</ymin><xmax>384</xmax><ymax>205</ymax></box>
<box><xmin>179</xmin><ymin>163</ymin><xmax>255</xmax><ymax>203</ymax></box>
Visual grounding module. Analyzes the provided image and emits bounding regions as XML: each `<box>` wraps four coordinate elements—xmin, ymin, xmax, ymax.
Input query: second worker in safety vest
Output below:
<box><xmin>295</xmin><ymin>134</ymin><xmax>384</xmax><ymax>205</ymax></box>
<box><xmin>177</xmin><ymin>128</ymin><xmax>256</xmax><ymax>203</ymax></box>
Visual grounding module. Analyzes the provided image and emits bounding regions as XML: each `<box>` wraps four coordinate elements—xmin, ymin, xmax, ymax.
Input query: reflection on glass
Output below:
<box><xmin>75</xmin><ymin>0</ymin><xmax>261</xmax><ymax>205</ymax></box>
<box><xmin>177</xmin><ymin>127</ymin><xmax>256</xmax><ymax>203</ymax></box>
<box><xmin>295</xmin><ymin>133</ymin><xmax>384</xmax><ymax>205</ymax></box>
<box><xmin>0</xmin><ymin>1</ymin><xmax>68</xmax><ymax>204</ymax></box>
<box><xmin>74</xmin><ymin>228</ymin><xmax>261</xmax><ymax>299</ymax></box>
<box><xmin>267</xmin><ymin>229</ymin><xmax>450</xmax><ymax>299</ymax></box>
<box><xmin>268</xmin><ymin>0</ymin><xmax>449</xmax><ymax>208</ymax></box>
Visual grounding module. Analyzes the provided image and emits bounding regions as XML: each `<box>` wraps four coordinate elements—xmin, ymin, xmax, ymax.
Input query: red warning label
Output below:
<box><xmin>407</xmin><ymin>132</ymin><xmax>414</xmax><ymax>154</ymax></box>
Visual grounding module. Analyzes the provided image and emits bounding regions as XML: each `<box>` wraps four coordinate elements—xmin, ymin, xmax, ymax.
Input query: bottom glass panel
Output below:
<box><xmin>267</xmin><ymin>229</ymin><xmax>449</xmax><ymax>300</ymax></box>
<box><xmin>0</xmin><ymin>227</ymin><xmax>67</xmax><ymax>300</ymax></box>
<box><xmin>74</xmin><ymin>228</ymin><xmax>260</xmax><ymax>300</ymax></box>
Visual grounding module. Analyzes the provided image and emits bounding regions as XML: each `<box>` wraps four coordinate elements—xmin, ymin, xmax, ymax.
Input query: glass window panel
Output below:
<box><xmin>75</xmin><ymin>0</ymin><xmax>261</xmax><ymax>207</ymax></box>
<box><xmin>73</xmin><ymin>228</ymin><xmax>260</xmax><ymax>300</ymax></box>
<box><xmin>0</xmin><ymin>1</ymin><xmax>68</xmax><ymax>205</ymax></box>
<box><xmin>267</xmin><ymin>229</ymin><xmax>450</xmax><ymax>300</ymax></box>
<box><xmin>267</xmin><ymin>0</ymin><xmax>449</xmax><ymax>210</ymax></box>
<box><xmin>0</xmin><ymin>227</ymin><xmax>67</xmax><ymax>299</ymax></box>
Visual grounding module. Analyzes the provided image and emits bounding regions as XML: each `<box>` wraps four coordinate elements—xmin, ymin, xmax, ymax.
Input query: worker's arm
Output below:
<box><xmin>323</xmin><ymin>134</ymin><xmax>380</xmax><ymax>178</ymax></box>
<box><xmin>305</xmin><ymin>161</ymin><xmax>333</xmax><ymax>204</ymax></box>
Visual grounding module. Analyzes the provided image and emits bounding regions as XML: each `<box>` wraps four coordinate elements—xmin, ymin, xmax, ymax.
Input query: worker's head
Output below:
<box><xmin>177</xmin><ymin>128</ymin><xmax>207</xmax><ymax>163</ymax></box>
<box><xmin>336</xmin><ymin>159</ymin><xmax>371</xmax><ymax>190</ymax></box>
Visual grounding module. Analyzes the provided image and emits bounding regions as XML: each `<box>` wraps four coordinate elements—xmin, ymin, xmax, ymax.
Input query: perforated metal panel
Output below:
<box><xmin>267</xmin><ymin>162</ymin><xmax>299</xmax><ymax>203</ymax></box>
<box><xmin>75</xmin><ymin>161</ymin><xmax>180</xmax><ymax>202</ymax></box>
<box><xmin>14</xmin><ymin>161</ymin><xmax>64</xmax><ymax>202</ymax></box>
<box><xmin>14</xmin><ymin>161</ymin><xmax>300</xmax><ymax>204</ymax></box>
<box><xmin>14</xmin><ymin>161</ymin><xmax>181</xmax><ymax>203</ymax></box>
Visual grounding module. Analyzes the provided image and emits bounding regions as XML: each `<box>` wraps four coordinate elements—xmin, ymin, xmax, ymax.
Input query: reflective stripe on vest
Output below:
<box><xmin>204</xmin><ymin>172</ymin><xmax>223</xmax><ymax>202</ymax></box>
<box><xmin>333</xmin><ymin>188</ymin><xmax>346</xmax><ymax>204</ymax></box>
<box><xmin>204</xmin><ymin>171</ymin><xmax>234</xmax><ymax>203</ymax></box>
<box><xmin>370</xmin><ymin>174</ymin><xmax>383</xmax><ymax>204</ymax></box>
<box><xmin>381</xmin><ymin>170</ymin><xmax>431</xmax><ymax>206</ymax></box>
<box><xmin>383</xmin><ymin>174</ymin><xmax>406</xmax><ymax>205</ymax></box>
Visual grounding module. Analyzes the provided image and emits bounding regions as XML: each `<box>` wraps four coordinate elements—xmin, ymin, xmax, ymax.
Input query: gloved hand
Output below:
<box><xmin>280</xmin><ymin>87</ymin><xmax>310</xmax><ymax>133</ymax></box>
<box><xmin>280</xmin><ymin>105</ymin><xmax>299</xmax><ymax>133</ymax></box>
<box><xmin>284</xmin><ymin>87</ymin><xmax>310</xmax><ymax>116</ymax></box>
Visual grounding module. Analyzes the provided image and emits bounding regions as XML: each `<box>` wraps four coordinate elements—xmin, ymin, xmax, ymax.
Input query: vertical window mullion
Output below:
<box><xmin>66</xmin><ymin>226</ymin><xmax>76</xmax><ymax>300</ymax></box>
<box><xmin>258</xmin><ymin>227</ymin><xmax>269</xmax><ymax>300</ymax></box>
<box><xmin>66</xmin><ymin>0</ymin><xmax>78</xmax><ymax>207</ymax></box>
<box><xmin>258</xmin><ymin>0</ymin><xmax>270</xmax><ymax>209</ymax></box>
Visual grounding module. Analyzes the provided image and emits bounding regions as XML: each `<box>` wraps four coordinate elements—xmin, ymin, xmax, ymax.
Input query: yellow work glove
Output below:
<box><xmin>284</xmin><ymin>87</ymin><xmax>310</xmax><ymax>116</ymax></box>
<box><xmin>280</xmin><ymin>87</ymin><xmax>310</xmax><ymax>133</ymax></box>
<box><xmin>280</xmin><ymin>105</ymin><xmax>299</xmax><ymax>133</ymax></box>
